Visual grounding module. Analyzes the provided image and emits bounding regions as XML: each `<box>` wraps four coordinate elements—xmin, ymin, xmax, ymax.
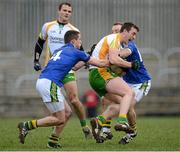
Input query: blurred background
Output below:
<box><xmin>0</xmin><ymin>0</ymin><xmax>180</xmax><ymax>118</ymax></box>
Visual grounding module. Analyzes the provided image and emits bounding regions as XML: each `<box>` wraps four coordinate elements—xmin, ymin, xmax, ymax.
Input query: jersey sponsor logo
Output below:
<box><xmin>49</xmin><ymin>36</ymin><xmax>64</xmax><ymax>44</ymax></box>
<box><xmin>50</xmin><ymin>30</ymin><xmax>56</xmax><ymax>33</ymax></box>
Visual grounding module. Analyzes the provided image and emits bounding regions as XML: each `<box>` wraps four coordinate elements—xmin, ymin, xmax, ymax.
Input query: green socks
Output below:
<box><xmin>80</xmin><ymin>119</ymin><xmax>87</xmax><ymax>127</ymax></box>
<box><xmin>25</xmin><ymin>120</ymin><xmax>37</xmax><ymax>130</ymax></box>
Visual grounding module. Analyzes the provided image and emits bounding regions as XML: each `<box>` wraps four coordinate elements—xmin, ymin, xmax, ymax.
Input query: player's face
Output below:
<box><xmin>112</xmin><ymin>25</ymin><xmax>122</xmax><ymax>34</ymax></box>
<box><xmin>129</xmin><ymin>27</ymin><xmax>138</xmax><ymax>41</ymax></box>
<box><xmin>73</xmin><ymin>34</ymin><xmax>82</xmax><ymax>49</ymax></box>
<box><xmin>58</xmin><ymin>5</ymin><xmax>72</xmax><ymax>23</ymax></box>
<box><xmin>124</xmin><ymin>27</ymin><xmax>138</xmax><ymax>43</ymax></box>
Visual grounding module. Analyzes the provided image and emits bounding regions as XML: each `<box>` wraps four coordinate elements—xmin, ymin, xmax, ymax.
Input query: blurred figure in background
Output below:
<box><xmin>83</xmin><ymin>89</ymin><xmax>99</xmax><ymax>118</ymax></box>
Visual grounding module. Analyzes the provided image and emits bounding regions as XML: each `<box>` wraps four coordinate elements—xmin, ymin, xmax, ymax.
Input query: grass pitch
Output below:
<box><xmin>0</xmin><ymin>116</ymin><xmax>180</xmax><ymax>151</ymax></box>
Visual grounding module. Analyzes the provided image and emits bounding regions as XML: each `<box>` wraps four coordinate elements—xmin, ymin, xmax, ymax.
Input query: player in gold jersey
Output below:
<box><xmin>89</xmin><ymin>23</ymin><xmax>140</xmax><ymax>143</ymax></box>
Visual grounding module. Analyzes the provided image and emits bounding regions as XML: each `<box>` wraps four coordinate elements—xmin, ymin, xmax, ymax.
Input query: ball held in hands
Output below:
<box><xmin>109</xmin><ymin>65</ymin><xmax>125</xmax><ymax>76</ymax></box>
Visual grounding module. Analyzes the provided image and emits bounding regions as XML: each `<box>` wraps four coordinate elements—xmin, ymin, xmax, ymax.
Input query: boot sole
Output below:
<box><xmin>114</xmin><ymin>124</ymin><xmax>131</xmax><ymax>133</ymax></box>
<box><xmin>17</xmin><ymin>123</ymin><xmax>25</xmax><ymax>144</ymax></box>
<box><xmin>90</xmin><ymin>118</ymin><xmax>100</xmax><ymax>141</ymax></box>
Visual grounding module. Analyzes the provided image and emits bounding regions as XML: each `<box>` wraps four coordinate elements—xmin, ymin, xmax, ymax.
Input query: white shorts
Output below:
<box><xmin>127</xmin><ymin>80</ymin><xmax>151</xmax><ymax>102</ymax></box>
<box><xmin>36</xmin><ymin>78</ymin><xmax>65</xmax><ymax>113</ymax></box>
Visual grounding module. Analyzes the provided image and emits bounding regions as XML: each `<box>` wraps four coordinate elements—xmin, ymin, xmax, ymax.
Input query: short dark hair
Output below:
<box><xmin>113</xmin><ymin>22</ymin><xmax>123</xmax><ymax>26</ymax></box>
<box><xmin>133</xmin><ymin>24</ymin><xmax>140</xmax><ymax>32</ymax></box>
<box><xmin>64</xmin><ymin>30</ymin><xmax>80</xmax><ymax>44</ymax></box>
<box><xmin>120</xmin><ymin>22</ymin><xmax>139</xmax><ymax>33</ymax></box>
<box><xmin>59</xmin><ymin>2</ymin><xmax>72</xmax><ymax>11</ymax></box>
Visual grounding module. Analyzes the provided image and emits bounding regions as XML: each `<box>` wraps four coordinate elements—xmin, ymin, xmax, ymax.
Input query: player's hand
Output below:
<box><xmin>131</xmin><ymin>60</ymin><xmax>140</xmax><ymax>70</ymax></box>
<box><xmin>84</xmin><ymin>63</ymin><xmax>90</xmax><ymax>69</ymax></box>
<box><xmin>34</xmin><ymin>61</ymin><xmax>41</xmax><ymax>71</ymax></box>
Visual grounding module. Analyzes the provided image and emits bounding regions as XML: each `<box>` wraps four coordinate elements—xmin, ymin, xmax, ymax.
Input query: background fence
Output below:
<box><xmin>0</xmin><ymin>0</ymin><xmax>180</xmax><ymax>117</ymax></box>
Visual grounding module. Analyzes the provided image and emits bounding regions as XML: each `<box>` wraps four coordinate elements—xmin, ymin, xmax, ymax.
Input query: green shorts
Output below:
<box><xmin>89</xmin><ymin>68</ymin><xmax>116</xmax><ymax>97</ymax></box>
<box><xmin>62</xmin><ymin>73</ymin><xmax>76</xmax><ymax>84</ymax></box>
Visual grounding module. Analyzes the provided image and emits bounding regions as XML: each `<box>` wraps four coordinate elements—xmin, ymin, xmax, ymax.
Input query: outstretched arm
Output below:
<box><xmin>87</xmin><ymin>57</ymin><xmax>110</xmax><ymax>68</ymax></box>
<box><xmin>72</xmin><ymin>61</ymin><xmax>86</xmax><ymax>71</ymax></box>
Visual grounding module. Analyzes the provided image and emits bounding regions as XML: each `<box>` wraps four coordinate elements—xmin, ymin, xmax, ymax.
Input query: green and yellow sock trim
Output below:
<box><xmin>116</xmin><ymin>114</ymin><xmax>128</xmax><ymax>123</ymax></box>
<box><xmin>97</xmin><ymin>115</ymin><xmax>107</xmax><ymax>126</ymax></box>
<box><xmin>48</xmin><ymin>134</ymin><xmax>59</xmax><ymax>144</ymax></box>
<box><xmin>102</xmin><ymin>119</ymin><xmax>111</xmax><ymax>127</ymax></box>
<box><xmin>25</xmin><ymin>120</ymin><xmax>37</xmax><ymax>130</ymax></box>
<box><xmin>130</xmin><ymin>123</ymin><xmax>137</xmax><ymax>131</ymax></box>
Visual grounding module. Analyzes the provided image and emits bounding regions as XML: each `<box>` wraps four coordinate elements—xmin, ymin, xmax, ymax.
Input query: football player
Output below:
<box><xmin>101</xmin><ymin>22</ymin><xmax>151</xmax><ymax>144</ymax></box>
<box><xmin>33</xmin><ymin>2</ymin><xmax>92</xmax><ymax>143</ymax></box>
<box><xmin>88</xmin><ymin>23</ymin><xmax>140</xmax><ymax>143</ymax></box>
<box><xmin>18</xmin><ymin>30</ymin><xmax>110</xmax><ymax>148</ymax></box>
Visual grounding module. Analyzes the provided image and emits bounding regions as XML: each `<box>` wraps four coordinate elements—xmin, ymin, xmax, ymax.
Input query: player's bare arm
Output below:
<box><xmin>72</xmin><ymin>61</ymin><xmax>85</xmax><ymax>71</ymax></box>
<box><xmin>87</xmin><ymin>57</ymin><xmax>110</xmax><ymax>68</ymax></box>
<box><xmin>119</xmin><ymin>48</ymin><xmax>132</xmax><ymax>58</ymax></box>
<box><xmin>109</xmin><ymin>48</ymin><xmax>132</xmax><ymax>68</ymax></box>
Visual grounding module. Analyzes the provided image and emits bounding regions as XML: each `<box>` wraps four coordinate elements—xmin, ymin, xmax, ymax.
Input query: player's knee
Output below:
<box><xmin>71</xmin><ymin>99</ymin><xmax>82</xmax><ymax>109</ymax></box>
<box><xmin>52</xmin><ymin>117</ymin><xmax>65</xmax><ymax>126</ymax></box>
<box><xmin>107</xmin><ymin>105</ymin><xmax>115</xmax><ymax>112</ymax></box>
<box><xmin>56</xmin><ymin>117</ymin><xmax>66</xmax><ymax>126</ymax></box>
<box><xmin>68</xmin><ymin>92</ymin><xmax>79</xmax><ymax>103</ymax></box>
<box><xmin>69</xmin><ymin>95</ymin><xmax>81</xmax><ymax>107</ymax></box>
<box><xmin>108</xmin><ymin>104</ymin><xmax>119</xmax><ymax>112</ymax></box>
<box><xmin>102</xmin><ymin>97</ymin><xmax>109</xmax><ymax>106</ymax></box>
<box><xmin>65</xmin><ymin>109</ymin><xmax>72</xmax><ymax>120</ymax></box>
<box><xmin>56</xmin><ymin>120</ymin><xmax>65</xmax><ymax>126</ymax></box>
<box><xmin>67</xmin><ymin>92</ymin><xmax>83</xmax><ymax>110</ymax></box>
